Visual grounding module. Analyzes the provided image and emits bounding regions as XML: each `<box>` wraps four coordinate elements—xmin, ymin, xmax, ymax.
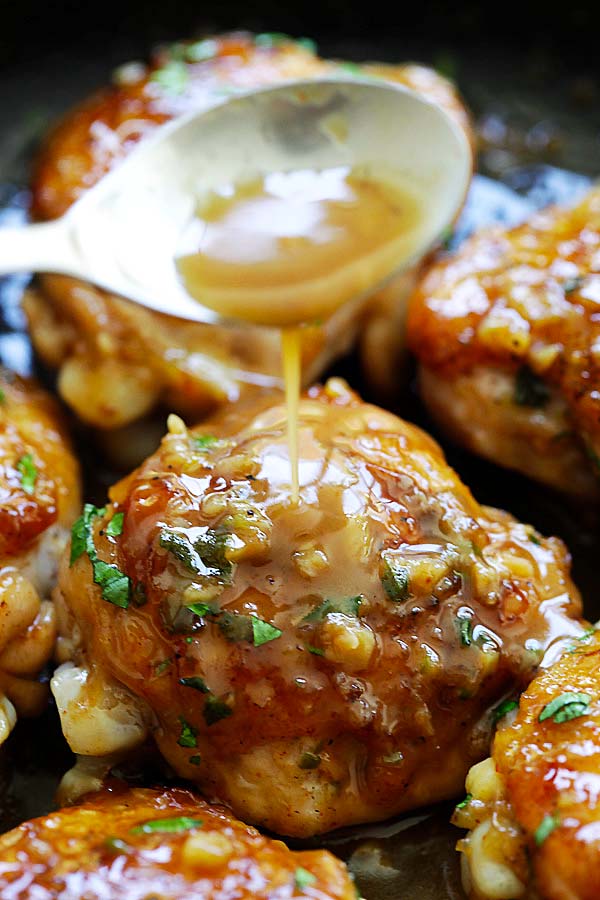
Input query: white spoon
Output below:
<box><xmin>0</xmin><ymin>77</ymin><xmax>471</xmax><ymax>324</ymax></box>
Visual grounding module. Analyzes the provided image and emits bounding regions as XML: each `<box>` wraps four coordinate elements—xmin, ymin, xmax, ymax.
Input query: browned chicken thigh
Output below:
<box><xmin>408</xmin><ymin>187</ymin><xmax>600</xmax><ymax>499</ymax></box>
<box><xmin>455</xmin><ymin>627</ymin><xmax>600</xmax><ymax>900</ymax></box>
<box><xmin>0</xmin><ymin>370</ymin><xmax>80</xmax><ymax>745</ymax></box>
<box><xmin>51</xmin><ymin>380</ymin><xmax>583</xmax><ymax>837</ymax></box>
<box><xmin>25</xmin><ymin>32</ymin><xmax>471</xmax><ymax>438</ymax></box>
<box><xmin>0</xmin><ymin>785</ymin><xmax>356</xmax><ymax>899</ymax></box>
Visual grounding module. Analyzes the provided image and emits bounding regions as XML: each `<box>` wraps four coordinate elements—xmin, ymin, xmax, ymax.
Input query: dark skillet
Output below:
<box><xmin>0</xmin><ymin>11</ymin><xmax>598</xmax><ymax>897</ymax></box>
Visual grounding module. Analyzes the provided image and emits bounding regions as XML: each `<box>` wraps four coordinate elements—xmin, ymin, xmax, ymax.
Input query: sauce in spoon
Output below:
<box><xmin>176</xmin><ymin>165</ymin><xmax>426</xmax><ymax>502</ymax></box>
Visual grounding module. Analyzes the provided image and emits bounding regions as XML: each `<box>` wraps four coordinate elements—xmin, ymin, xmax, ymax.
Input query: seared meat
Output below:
<box><xmin>0</xmin><ymin>370</ymin><xmax>80</xmax><ymax>744</ymax></box>
<box><xmin>52</xmin><ymin>379</ymin><xmax>582</xmax><ymax>837</ymax></box>
<box><xmin>455</xmin><ymin>627</ymin><xmax>600</xmax><ymax>900</ymax></box>
<box><xmin>26</xmin><ymin>32</ymin><xmax>472</xmax><ymax>435</ymax></box>
<box><xmin>407</xmin><ymin>187</ymin><xmax>600</xmax><ymax>498</ymax></box>
<box><xmin>0</xmin><ymin>785</ymin><xmax>355</xmax><ymax>899</ymax></box>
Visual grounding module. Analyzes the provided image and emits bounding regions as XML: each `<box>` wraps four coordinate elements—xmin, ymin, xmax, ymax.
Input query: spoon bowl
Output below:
<box><xmin>0</xmin><ymin>77</ymin><xmax>472</xmax><ymax>324</ymax></box>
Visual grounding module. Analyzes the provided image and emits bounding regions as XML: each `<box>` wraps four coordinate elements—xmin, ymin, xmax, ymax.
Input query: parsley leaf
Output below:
<box><xmin>381</xmin><ymin>556</ymin><xmax>410</xmax><ymax>601</ymax></box>
<box><xmin>104</xmin><ymin>836</ymin><xmax>131</xmax><ymax>855</ymax></box>
<box><xmin>191</xmin><ymin>433</ymin><xmax>219</xmax><ymax>450</ymax></box>
<box><xmin>189</xmin><ymin>754</ymin><xmax>201</xmax><ymax>766</ymax></box>
<box><xmin>217</xmin><ymin>611</ymin><xmax>282</xmax><ymax>647</ymax></box>
<box><xmin>303</xmin><ymin>595</ymin><xmax>362</xmax><ymax>622</ymax></box>
<box><xmin>70</xmin><ymin>504</ymin><xmax>130</xmax><ymax>608</ymax></box>
<box><xmin>159</xmin><ymin>527</ymin><xmax>232</xmax><ymax>580</ymax></box>
<box><xmin>131</xmin><ymin>816</ymin><xmax>203</xmax><ymax>834</ymax></box>
<box><xmin>70</xmin><ymin>504</ymin><xmax>104</xmax><ymax>565</ymax></box>
<box><xmin>16</xmin><ymin>453</ymin><xmax>37</xmax><ymax>495</ymax></box>
<box><xmin>455</xmin><ymin>793</ymin><xmax>472</xmax><ymax>810</ymax></box>
<box><xmin>203</xmin><ymin>695</ymin><xmax>233</xmax><ymax>726</ymax></box>
<box><xmin>251</xmin><ymin>617</ymin><xmax>282</xmax><ymax>646</ymax></box>
<box><xmin>177</xmin><ymin>716</ymin><xmax>198</xmax><ymax>748</ymax></box>
<box><xmin>295</xmin><ymin>867</ymin><xmax>317</xmax><ymax>890</ymax></box>
<box><xmin>179</xmin><ymin>676</ymin><xmax>210</xmax><ymax>693</ymax></box>
<box><xmin>106</xmin><ymin>512</ymin><xmax>124</xmax><ymax>537</ymax></box>
<box><xmin>514</xmin><ymin>366</ymin><xmax>550</xmax><ymax>407</ymax></box>
<box><xmin>458</xmin><ymin>616</ymin><xmax>473</xmax><ymax>647</ymax></box>
<box><xmin>539</xmin><ymin>692</ymin><xmax>591</xmax><ymax>724</ymax></box>
<box><xmin>534</xmin><ymin>813</ymin><xmax>559</xmax><ymax>846</ymax></box>
<box><xmin>492</xmin><ymin>699</ymin><xmax>519</xmax><ymax>724</ymax></box>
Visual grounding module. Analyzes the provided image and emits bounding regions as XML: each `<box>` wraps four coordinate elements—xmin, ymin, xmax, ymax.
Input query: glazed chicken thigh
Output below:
<box><xmin>25</xmin><ymin>32</ymin><xmax>471</xmax><ymax>436</ymax></box>
<box><xmin>0</xmin><ymin>371</ymin><xmax>80</xmax><ymax>745</ymax></box>
<box><xmin>408</xmin><ymin>186</ymin><xmax>600</xmax><ymax>499</ymax></box>
<box><xmin>455</xmin><ymin>627</ymin><xmax>600</xmax><ymax>900</ymax></box>
<box><xmin>0</xmin><ymin>785</ymin><xmax>356</xmax><ymax>899</ymax></box>
<box><xmin>52</xmin><ymin>380</ymin><xmax>583</xmax><ymax>837</ymax></box>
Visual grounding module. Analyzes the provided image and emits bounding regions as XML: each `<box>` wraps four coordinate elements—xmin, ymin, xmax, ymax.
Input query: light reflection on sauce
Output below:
<box><xmin>176</xmin><ymin>166</ymin><xmax>425</xmax><ymax>502</ymax></box>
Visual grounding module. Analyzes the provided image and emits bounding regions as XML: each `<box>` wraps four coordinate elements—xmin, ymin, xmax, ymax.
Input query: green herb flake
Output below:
<box><xmin>295</xmin><ymin>867</ymin><xmax>317</xmax><ymax>890</ymax></box>
<box><xmin>306</xmin><ymin>644</ymin><xmax>325</xmax><ymax>656</ymax></box>
<box><xmin>186</xmin><ymin>601</ymin><xmax>218</xmax><ymax>618</ymax></box>
<box><xmin>534</xmin><ymin>813</ymin><xmax>559</xmax><ymax>846</ymax></box>
<box><xmin>0</xmin><ymin>388</ymin><xmax>5</xmax><ymax>403</ymax></box>
<box><xmin>70</xmin><ymin>504</ymin><xmax>105</xmax><ymax>565</ymax></box>
<box><xmin>382</xmin><ymin>751</ymin><xmax>404</xmax><ymax>765</ymax></box>
<box><xmin>179</xmin><ymin>676</ymin><xmax>210</xmax><ymax>693</ymax></box>
<box><xmin>150</xmin><ymin>60</ymin><xmax>189</xmax><ymax>95</ymax></box>
<box><xmin>528</xmin><ymin>531</ymin><xmax>541</xmax><ymax>546</ymax></box>
<box><xmin>177</xmin><ymin>716</ymin><xmax>198</xmax><ymax>748</ymax></box>
<box><xmin>131</xmin><ymin>816</ymin><xmax>203</xmax><ymax>835</ymax></box>
<box><xmin>381</xmin><ymin>557</ymin><xmax>410</xmax><ymax>602</ymax></box>
<box><xmin>189</xmin><ymin>754</ymin><xmax>201</xmax><ymax>766</ymax></box>
<box><xmin>563</xmin><ymin>276</ymin><xmax>583</xmax><ymax>294</ymax></box>
<box><xmin>303</xmin><ymin>595</ymin><xmax>362</xmax><ymax>623</ymax></box>
<box><xmin>159</xmin><ymin>527</ymin><xmax>232</xmax><ymax>581</ymax></box>
<box><xmin>104</xmin><ymin>836</ymin><xmax>131</xmax><ymax>855</ymax></box>
<box><xmin>217</xmin><ymin>611</ymin><xmax>254</xmax><ymax>643</ymax></box>
<box><xmin>251</xmin><ymin>616</ymin><xmax>282</xmax><ymax>647</ymax></box>
<box><xmin>455</xmin><ymin>793</ymin><xmax>472</xmax><ymax>811</ymax></box>
<box><xmin>514</xmin><ymin>366</ymin><xmax>550</xmax><ymax>408</ymax></box>
<box><xmin>92</xmin><ymin>559</ymin><xmax>131</xmax><ymax>609</ymax></box>
<box><xmin>298</xmin><ymin>751</ymin><xmax>321</xmax><ymax>770</ymax></box>
<box><xmin>492</xmin><ymin>699</ymin><xmax>519</xmax><ymax>724</ymax></box>
<box><xmin>154</xmin><ymin>658</ymin><xmax>173</xmax><ymax>676</ymax></box>
<box><xmin>106</xmin><ymin>512</ymin><xmax>125</xmax><ymax>538</ymax></box>
<box><xmin>203</xmin><ymin>695</ymin><xmax>233</xmax><ymax>726</ymax></box>
<box><xmin>539</xmin><ymin>692</ymin><xmax>591</xmax><ymax>724</ymax></box>
<box><xmin>191</xmin><ymin>433</ymin><xmax>219</xmax><ymax>450</ymax></box>
<box><xmin>17</xmin><ymin>453</ymin><xmax>37</xmax><ymax>496</ymax></box>
<box><xmin>458</xmin><ymin>616</ymin><xmax>473</xmax><ymax>647</ymax></box>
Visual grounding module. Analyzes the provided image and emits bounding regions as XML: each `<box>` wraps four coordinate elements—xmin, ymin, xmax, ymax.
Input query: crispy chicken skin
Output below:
<box><xmin>0</xmin><ymin>785</ymin><xmax>356</xmax><ymax>899</ymax></box>
<box><xmin>26</xmin><ymin>32</ymin><xmax>472</xmax><ymax>432</ymax></box>
<box><xmin>0</xmin><ymin>370</ymin><xmax>80</xmax><ymax>745</ymax></box>
<box><xmin>52</xmin><ymin>379</ymin><xmax>583</xmax><ymax>837</ymax></box>
<box><xmin>407</xmin><ymin>187</ymin><xmax>600</xmax><ymax>498</ymax></box>
<box><xmin>455</xmin><ymin>627</ymin><xmax>600</xmax><ymax>900</ymax></box>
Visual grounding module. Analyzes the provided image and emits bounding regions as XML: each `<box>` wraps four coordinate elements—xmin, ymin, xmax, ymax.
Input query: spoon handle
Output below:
<box><xmin>0</xmin><ymin>220</ymin><xmax>80</xmax><ymax>277</ymax></box>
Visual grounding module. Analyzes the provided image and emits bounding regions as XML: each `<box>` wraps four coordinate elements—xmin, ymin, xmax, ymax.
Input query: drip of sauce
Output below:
<box><xmin>176</xmin><ymin>166</ymin><xmax>425</xmax><ymax>502</ymax></box>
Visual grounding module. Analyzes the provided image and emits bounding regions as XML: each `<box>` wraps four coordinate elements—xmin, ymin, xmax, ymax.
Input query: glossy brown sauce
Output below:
<box><xmin>177</xmin><ymin>167</ymin><xmax>424</xmax><ymax>498</ymax></box>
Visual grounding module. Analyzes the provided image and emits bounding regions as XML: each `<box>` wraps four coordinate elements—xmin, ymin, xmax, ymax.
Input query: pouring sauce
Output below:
<box><xmin>176</xmin><ymin>166</ymin><xmax>426</xmax><ymax>501</ymax></box>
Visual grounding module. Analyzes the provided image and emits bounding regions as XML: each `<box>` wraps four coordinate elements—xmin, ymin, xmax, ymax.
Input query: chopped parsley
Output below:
<box><xmin>16</xmin><ymin>453</ymin><xmax>37</xmax><ymax>495</ymax></box>
<box><xmin>255</xmin><ymin>32</ymin><xmax>316</xmax><ymax>54</ymax></box>
<box><xmin>514</xmin><ymin>366</ymin><xmax>550</xmax><ymax>408</ymax></box>
<box><xmin>534</xmin><ymin>813</ymin><xmax>559</xmax><ymax>846</ymax></box>
<box><xmin>563</xmin><ymin>276</ymin><xmax>583</xmax><ymax>294</ymax></box>
<box><xmin>251</xmin><ymin>617</ymin><xmax>282</xmax><ymax>646</ymax></box>
<box><xmin>186</xmin><ymin>600</ymin><xmax>219</xmax><ymax>618</ymax></box>
<box><xmin>150</xmin><ymin>60</ymin><xmax>189</xmax><ymax>95</ymax></box>
<box><xmin>382</xmin><ymin>751</ymin><xmax>404</xmax><ymax>765</ymax></box>
<box><xmin>189</xmin><ymin>754</ymin><xmax>201</xmax><ymax>766</ymax></box>
<box><xmin>177</xmin><ymin>716</ymin><xmax>198</xmax><ymax>748</ymax></box>
<box><xmin>154</xmin><ymin>658</ymin><xmax>173</xmax><ymax>676</ymax></box>
<box><xmin>191</xmin><ymin>433</ymin><xmax>219</xmax><ymax>450</ymax></box>
<box><xmin>159</xmin><ymin>527</ymin><xmax>232</xmax><ymax>581</ymax></box>
<box><xmin>455</xmin><ymin>793</ymin><xmax>472</xmax><ymax>810</ymax></box>
<box><xmin>295</xmin><ymin>867</ymin><xmax>317</xmax><ymax>890</ymax></box>
<box><xmin>70</xmin><ymin>504</ymin><xmax>130</xmax><ymax>608</ymax></box>
<box><xmin>538</xmin><ymin>692</ymin><xmax>591</xmax><ymax>724</ymax></box>
<box><xmin>458</xmin><ymin>616</ymin><xmax>473</xmax><ymax>647</ymax></box>
<box><xmin>492</xmin><ymin>699</ymin><xmax>519</xmax><ymax>724</ymax></box>
<box><xmin>380</xmin><ymin>557</ymin><xmax>410</xmax><ymax>602</ymax></box>
<box><xmin>131</xmin><ymin>816</ymin><xmax>203</xmax><ymax>834</ymax></box>
<box><xmin>303</xmin><ymin>595</ymin><xmax>362</xmax><ymax>622</ymax></box>
<box><xmin>217</xmin><ymin>611</ymin><xmax>282</xmax><ymax>647</ymax></box>
<box><xmin>179</xmin><ymin>676</ymin><xmax>210</xmax><ymax>693</ymax></box>
<box><xmin>104</xmin><ymin>836</ymin><xmax>131</xmax><ymax>855</ymax></box>
<box><xmin>528</xmin><ymin>531</ymin><xmax>541</xmax><ymax>546</ymax></box>
<box><xmin>203</xmin><ymin>695</ymin><xmax>233</xmax><ymax>726</ymax></box>
<box><xmin>106</xmin><ymin>512</ymin><xmax>124</xmax><ymax>537</ymax></box>
<box><xmin>306</xmin><ymin>644</ymin><xmax>325</xmax><ymax>656</ymax></box>
<box><xmin>299</xmin><ymin>751</ymin><xmax>321</xmax><ymax>770</ymax></box>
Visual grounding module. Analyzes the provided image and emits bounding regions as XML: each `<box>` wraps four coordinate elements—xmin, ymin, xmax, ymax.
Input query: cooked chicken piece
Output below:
<box><xmin>52</xmin><ymin>378</ymin><xmax>582</xmax><ymax>837</ymax></box>
<box><xmin>407</xmin><ymin>186</ymin><xmax>600</xmax><ymax>499</ymax></box>
<box><xmin>454</xmin><ymin>626</ymin><xmax>600</xmax><ymax>900</ymax></box>
<box><xmin>0</xmin><ymin>370</ymin><xmax>80</xmax><ymax>745</ymax></box>
<box><xmin>26</xmin><ymin>32</ymin><xmax>472</xmax><ymax>436</ymax></box>
<box><xmin>0</xmin><ymin>785</ymin><xmax>355</xmax><ymax>899</ymax></box>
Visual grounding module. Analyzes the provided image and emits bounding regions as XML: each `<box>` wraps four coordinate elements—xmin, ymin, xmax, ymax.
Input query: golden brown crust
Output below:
<box><xmin>407</xmin><ymin>188</ymin><xmax>600</xmax><ymax>495</ymax></box>
<box><xmin>26</xmin><ymin>32</ymin><xmax>472</xmax><ymax>432</ymax></box>
<box><xmin>0</xmin><ymin>785</ymin><xmax>356</xmax><ymax>899</ymax></box>
<box><xmin>53</xmin><ymin>380</ymin><xmax>581</xmax><ymax>836</ymax></box>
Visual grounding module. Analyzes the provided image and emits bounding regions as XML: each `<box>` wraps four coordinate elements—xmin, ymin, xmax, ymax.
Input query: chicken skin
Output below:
<box><xmin>454</xmin><ymin>627</ymin><xmax>600</xmax><ymax>900</ymax></box>
<box><xmin>0</xmin><ymin>785</ymin><xmax>356</xmax><ymax>899</ymax></box>
<box><xmin>0</xmin><ymin>370</ymin><xmax>80</xmax><ymax>745</ymax></box>
<box><xmin>407</xmin><ymin>186</ymin><xmax>600</xmax><ymax>499</ymax></box>
<box><xmin>51</xmin><ymin>379</ymin><xmax>583</xmax><ymax>837</ymax></box>
<box><xmin>25</xmin><ymin>31</ymin><xmax>471</xmax><ymax>436</ymax></box>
